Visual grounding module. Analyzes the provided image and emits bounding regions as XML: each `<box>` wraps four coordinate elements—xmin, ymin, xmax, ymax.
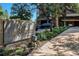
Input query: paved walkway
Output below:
<box><xmin>29</xmin><ymin>27</ymin><xmax>79</xmax><ymax>56</ymax></box>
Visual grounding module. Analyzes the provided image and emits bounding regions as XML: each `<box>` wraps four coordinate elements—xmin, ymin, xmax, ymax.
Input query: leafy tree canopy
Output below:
<box><xmin>10</xmin><ymin>3</ymin><xmax>32</xmax><ymax>20</ymax></box>
<box><xmin>0</xmin><ymin>5</ymin><xmax>3</xmax><ymax>16</ymax></box>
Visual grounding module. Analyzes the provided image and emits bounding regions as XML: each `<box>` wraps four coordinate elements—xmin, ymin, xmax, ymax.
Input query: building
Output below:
<box><xmin>61</xmin><ymin>13</ymin><xmax>79</xmax><ymax>26</ymax></box>
<box><xmin>36</xmin><ymin>9</ymin><xmax>79</xmax><ymax>30</ymax></box>
<box><xmin>36</xmin><ymin>17</ymin><xmax>53</xmax><ymax>31</ymax></box>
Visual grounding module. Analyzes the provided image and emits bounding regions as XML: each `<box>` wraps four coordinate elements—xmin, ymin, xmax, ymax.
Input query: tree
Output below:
<box><xmin>48</xmin><ymin>4</ymin><xmax>62</xmax><ymax>27</ymax></box>
<box><xmin>32</xmin><ymin>4</ymin><xmax>50</xmax><ymax>19</ymax></box>
<box><xmin>33</xmin><ymin>3</ymin><xmax>63</xmax><ymax>27</ymax></box>
<box><xmin>43</xmin><ymin>3</ymin><xmax>79</xmax><ymax>27</ymax></box>
<box><xmin>10</xmin><ymin>3</ymin><xmax>32</xmax><ymax>20</ymax></box>
<box><xmin>32</xmin><ymin>3</ymin><xmax>79</xmax><ymax>27</ymax></box>
<box><xmin>70</xmin><ymin>3</ymin><xmax>79</xmax><ymax>13</ymax></box>
<box><xmin>0</xmin><ymin>5</ymin><xmax>3</xmax><ymax>16</ymax></box>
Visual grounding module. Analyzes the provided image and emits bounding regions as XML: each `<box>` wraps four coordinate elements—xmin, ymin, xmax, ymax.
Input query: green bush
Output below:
<box><xmin>44</xmin><ymin>31</ymin><xmax>53</xmax><ymax>39</ymax></box>
<box><xmin>52</xmin><ymin>27</ymin><xmax>61</xmax><ymax>34</ymax></box>
<box><xmin>37</xmin><ymin>32</ymin><xmax>48</xmax><ymax>40</ymax></box>
<box><xmin>0</xmin><ymin>48</ymin><xmax>4</xmax><ymax>56</ymax></box>
<box><xmin>15</xmin><ymin>47</ymin><xmax>24</xmax><ymax>55</ymax></box>
<box><xmin>37</xmin><ymin>26</ymin><xmax>68</xmax><ymax>41</ymax></box>
<box><xmin>3</xmin><ymin>47</ymin><xmax>25</xmax><ymax>56</ymax></box>
<box><xmin>3</xmin><ymin>48</ymin><xmax>15</xmax><ymax>56</ymax></box>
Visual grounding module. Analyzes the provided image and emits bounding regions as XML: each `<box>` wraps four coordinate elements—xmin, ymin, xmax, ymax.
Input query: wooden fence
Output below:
<box><xmin>0</xmin><ymin>20</ymin><xmax>3</xmax><ymax>45</ymax></box>
<box><xmin>0</xmin><ymin>19</ymin><xmax>35</xmax><ymax>46</ymax></box>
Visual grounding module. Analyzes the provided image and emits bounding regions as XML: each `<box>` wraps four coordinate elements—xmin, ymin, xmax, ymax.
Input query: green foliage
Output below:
<box><xmin>37</xmin><ymin>26</ymin><xmax>68</xmax><ymax>41</ymax></box>
<box><xmin>35</xmin><ymin>3</ymin><xmax>79</xmax><ymax>18</ymax></box>
<box><xmin>10</xmin><ymin>15</ymin><xmax>18</xmax><ymax>19</ymax></box>
<box><xmin>52</xmin><ymin>27</ymin><xmax>60</xmax><ymax>34</ymax></box>
<box><xmin>0</xmin><ymin>5</ymin><xmax>3</xmax><ymax>16</ymax></box>
<box><xmin>15</xmin><ymin>47</ymin><xmax>24</xmax><ymax>55</ymax></box>
<box><xmin>11</xmin><ymin>3</ymin><xmax>32</xmax><ymax>20</ymax></box>
<box><xmin>44</xmin><ymin>30</ymin><xmax>53</xmax><ymax>39</ymax></box>
<box><xmin>37</xmin><ymin>32</ymin><xmax>47</xmax><ymax>40</ymax></box>
<box><xmin>3</xmin><ymin>48</ymin><xmax>15</xmax><ymax>56</ymax></box>
<box><xmin>0</xmin><ymin>48</ymin><xmax>4</xmax><ymax>56</ymax></box>
<box><xmin>3</xmin><ymin>47</ymin><xmax>25</xmax><ymax>56</ymax></box>
<box><xmin>0</xmin><ymin>5</ymin><xmax>9</xmax><ymax>19</ymax></box>
<box><xmin>33</xmin><ymin>3</ymin><xmax>79</xmax><ymax>27</ymax></box>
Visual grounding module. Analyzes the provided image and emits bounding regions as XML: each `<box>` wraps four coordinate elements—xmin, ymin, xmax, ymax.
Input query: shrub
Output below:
<box><xmin>44</xmin><ymin>31</ymin><xmax>53</xmax><ymax>39</ymax></box>
<box><xmin>37</xmin><ymin>26</ymin><xmax>68</xmax><ymax>41</ymax></box>
<box><xmin>52</xmin><ymin>27</ymin><xmax>61</xmax><ymax>34</ymax></box>
<box><xmin>15</xmin><ymin>47</ymin><xmax>24</xmax><ymax>55</ymax></box>
<box><xmin>3</xmin><ymin>48</ymin><xmax>15</xmax><ymax>56</ymax></box>
<box><xmin>3</xmin><ymin>47</ymin><xmax>26</xmax><ymax>56</ymax></box>
<box><xmin>0</xmin><ymin>48</ymin><xmax>4</xmax><ymax>56</ymax></box>
<box><xmin>37</xmin><ymin>32</ymin><xmax>48</xmax><ymax>40</ymax></box>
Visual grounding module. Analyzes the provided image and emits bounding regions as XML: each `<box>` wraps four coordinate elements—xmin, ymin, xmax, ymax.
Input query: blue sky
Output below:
<box><xmin>0</xmin><ymin>3</ymin><xmax>36</xmax><ymax>21</ymax></box>
<box><xmin>1</xmin><ymin>3</ymin><xmax>12</xmax><ymax>15</ymax></box>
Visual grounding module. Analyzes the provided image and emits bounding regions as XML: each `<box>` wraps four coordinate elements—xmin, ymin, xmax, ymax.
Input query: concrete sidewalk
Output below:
<box><xmin>29</xmin><ymin>27</ymin><xmax>79</xmax><ymax>56</ymax></box>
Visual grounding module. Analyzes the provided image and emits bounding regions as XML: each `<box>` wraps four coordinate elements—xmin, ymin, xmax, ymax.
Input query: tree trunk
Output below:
<box><xmin>55</xmin><ymin>17</ymin><xmax>59</xmax><ymax>27</ymax></box>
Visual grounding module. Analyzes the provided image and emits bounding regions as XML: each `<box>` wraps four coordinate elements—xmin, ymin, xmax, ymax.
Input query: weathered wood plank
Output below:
<box><xmin>0</xmin><ymin>20</ymin><xmax>3</xmax><ymax>45</ymax></box>
<box><xmin>4</xmin><ymin>20</ymin><xmax>35</xmax><ymax>45</ymax></box>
